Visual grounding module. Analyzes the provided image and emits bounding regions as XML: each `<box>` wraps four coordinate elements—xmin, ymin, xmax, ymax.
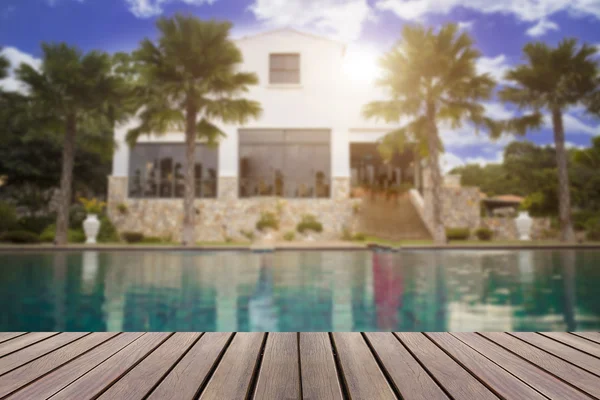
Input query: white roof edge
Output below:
<box><xmin>233</xmin><ymin>27</ymin><xmax>347</xmax><ymax>50</ymax></box>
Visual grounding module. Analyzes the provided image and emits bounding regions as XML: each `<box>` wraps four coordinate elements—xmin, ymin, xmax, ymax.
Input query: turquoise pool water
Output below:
<box><xmin>0</xmin><ymin>249</ymin><xmax>598</xmax><ymax>331</ymax></box>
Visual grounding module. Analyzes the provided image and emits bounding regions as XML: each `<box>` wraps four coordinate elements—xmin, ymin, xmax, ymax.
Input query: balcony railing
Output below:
<box><xmin>239</xmin><ymin>177</ymin><xmax>331</xmax><ymax>199</ymax></box>
<box><xmin>129</xmin><ymin>177</ymin><xmax>217</xmax><ymax>199</ymax></box>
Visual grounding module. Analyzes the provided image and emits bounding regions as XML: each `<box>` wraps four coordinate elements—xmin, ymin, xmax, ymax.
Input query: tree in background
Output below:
<box><xmin>363</xmin><ymin>23</ymin><xmax>499</xmax><ymax>244</ymax></box>
<box><xmin>499</xmin><ymin>39</ymin><xmax>600</xmax><ymax>242</ymax></box>
<box><xmin>0</xmin><ymin>48</ymin><xmax>8</xmax><ymax>80</ymax></box>
<box><xmin>127</xmin><ymin>15</ymin><xmax>262</xmax><ymax>245</ymax></box>
<box><xmin>16</xmin><ymin>43</ymin><xmax>125</xmax><ymax>244</ymax></box>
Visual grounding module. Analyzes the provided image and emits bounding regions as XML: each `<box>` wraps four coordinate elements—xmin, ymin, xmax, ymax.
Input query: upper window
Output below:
<box><xmin>269</xmin><ymin>54</ymin><xmax>300</xmax><ymax>84</ymax></box>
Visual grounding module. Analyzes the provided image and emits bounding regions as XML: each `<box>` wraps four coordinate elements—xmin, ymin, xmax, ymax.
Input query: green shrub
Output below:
<box><xmin>39</xmin><ymin>224</ymin><xmax>85</xmax><ymax>243</ymax></box>
<box><xmin>0</xmin><ymin>202</ymin><xmax>18</xmax><ymax>232</ymax></box>
<box><xmin>475</xmin><ymin>227</ymin><xmax>493</xmax><ymax>241</ymax></box>
<box><xmin>540</xmin><ymin>228</ymin><xmax>559</xmax><ymax>240</ymax></box>
<box><xmin>341</xmin><ymin>226</ymin><xmax>353</xmax><ymax>241</ymax></box>
<box><xmin>446</xmin><ymin>227</ymin><xmax>470</xmax><ymax>241</ymax></box>
<box><xmin>352</xmin><ymin>232</ymin><xmax>366</xmax><ymax>241</ymax></box>
<box><xmin>140</xmin><ymin>236</ymin><xmax>163</xmax><ymax>244</ymax></box>
<box><xmin>256</xmin><ymin>211</ymin><xmax>279</xmax><ymax>231</ymax></box>
<box><xmin>117</xmin><ymin>203</ymin><xmax>128</xmax><ymax>215</ymax></box>
<box><xmin>69</xmin><ymin>205</ymin><xmax>87</xmax><ymax>229</ymax></box>
<box><xmin>585</xmin><ymin>217</ymin><xmax>600</xmax><ymax>241</ymax></box>
<box><xmin>573</xmin><ymin>211</ymin><xmax>598</xmax><ymax>232</ymax></box>
<box><xmin>18</xmin><ymin>215</ymin><xmax>55</xmax><ymax>235</ymax></box>
<box><xmin>0</xmin><ymin>230</ymin><xmax>40</xmax><ymax>244</ymax></box>
<box><xmin>296</xmin><ymin>214</ymin><xmax>323</xmax><ymax>234</ymax></box>
<box><xmin>283</xmin><ymin>231</ymin><xmax>295</xmax><ymax>241</ymax></box>
<box><xmin>240</xmin><ymin>229</ymin><xmax>255</xmax><ymax>241</ymax></box>
<box><xmin>97</xmin><ymin>215</ymin><xmax>120</xmax><ymax>243</ymax></box>
<box><xmin>122</xmin><ymin>231</ymin><xmax>144</xmax><ymax>243</ymax></box>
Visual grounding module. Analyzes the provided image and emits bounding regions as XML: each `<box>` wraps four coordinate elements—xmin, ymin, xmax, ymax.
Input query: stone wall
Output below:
<box><xmin>483</xmin><ymin>217</ymin><xmax>551</xmax><ymax>240</ymax></box>
<box><xmin>423</xmin><ymin>186</ymin><xmax>482</xmax><ymax>231</ymax></box>
<box><xmin>107</xmin><ymin>176</ymin><xmax>357</xmax><ymax>242</ymax></box>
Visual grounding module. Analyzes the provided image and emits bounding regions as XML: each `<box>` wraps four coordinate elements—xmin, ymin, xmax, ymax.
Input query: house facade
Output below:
<box><xmin>108</xmin><ymin>28</ymin><xmax>431</xmax><ymax>241</ymax></box>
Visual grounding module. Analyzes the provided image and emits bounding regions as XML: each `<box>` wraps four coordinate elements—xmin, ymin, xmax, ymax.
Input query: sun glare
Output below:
<box><xmin>342</xmin><ymin>45</ymin><xmax>381</xmax><ymax>84</ymax></box>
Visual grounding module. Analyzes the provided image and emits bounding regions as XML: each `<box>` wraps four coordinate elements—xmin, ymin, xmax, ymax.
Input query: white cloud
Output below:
<box><xmin>457</xmin><ymin>20</ymin><xmax>474</xmax><ymax>30</ymax></box>
<box><xmin>0</xmin><ymin>47</ymin><xmax>42</xmax><ymax>93</ymax></box>
<box><xmin>441</xmin><ymin>153</ymin><xmax>466</xmax><ymax>173</ymax></box>
<box><xmin>441</xmin><ymin>150</ymin><xmax>504</xmax><ymax>173</ymax></box>
<box><xmin>374</xmin><ymin>0</ymin><xmax>600</xmax><ymax>35</ymax></box>
<box><xmin>248</xmin><ymin>0</ymin><xmax>374</xmax><ymax>41</ymax></box>
<box><xmin>124</xmin><ymin>0</ymin><xmax>216</xmax><ymax>18</ymax></box>
<box><xmin>526</xmin><ymin>19</ymin><xmax>559</xmax><ymax>37</ymax></box>
<box><xmin>476</xmin><ymin>54</ymin><xmax>512</xmax><ymax>84</ymax></box>
<box><xmin>483</xmin><ymin>102</ymin><xmax>515</xmax><ymax>120</ymax></box>
<box><xmin>543</xmin><ymin>113</ymin><xmax>600</xmax><ymax>136</ymax></box>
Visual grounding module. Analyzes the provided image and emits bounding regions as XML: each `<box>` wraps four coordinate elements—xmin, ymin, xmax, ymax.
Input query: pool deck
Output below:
<box><xmin>0</xmin><ymin>332</ymin><xmax>599</xmax><ymax>399</ymax></box>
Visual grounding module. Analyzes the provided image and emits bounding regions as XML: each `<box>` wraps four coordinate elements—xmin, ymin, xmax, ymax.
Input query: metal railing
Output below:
<box><xmin>238</xmin><ymin>177</ymin><xmax>331</xmax><ymax>198</ymax></box>
<box><xmin>129</xmin><ymin>177</ymin><xmax>217</xmax><ymax>199</ymax></box>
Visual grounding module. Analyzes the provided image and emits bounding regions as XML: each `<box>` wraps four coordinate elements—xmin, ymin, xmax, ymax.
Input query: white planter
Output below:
<box><xmin>83</xmin><ymin>214</ymin><xmax>101</xmax><ymax>244</ymax></box>
<box><xmin>515</xmin><ymin>211</ymin><xmax>533</xmax><ymax>241</ymax></box>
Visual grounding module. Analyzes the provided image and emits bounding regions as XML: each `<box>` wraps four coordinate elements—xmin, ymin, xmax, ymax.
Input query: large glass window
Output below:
<box><xmin>269</xmin><ymin>54</ymin><xmax>300</xmax><ymax>84</ymax></box>
<box><xmin>239</xmin><ymin>129</ymin><xmax>330</xmax><ymax>198</ymax></box>
<box><xmin>128</xmin><ymin>143</ymin><xmax>218</xmax><ymax>198</ymax></box>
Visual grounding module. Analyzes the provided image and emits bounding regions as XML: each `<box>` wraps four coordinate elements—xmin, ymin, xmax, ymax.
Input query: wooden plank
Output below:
<box><xmin>0</xmin><ymin>333</ymin><xmax>27</xmax><ymax>345</ymax></box>
<box><xmin>97</xmin><ymin>333</ymin><xmax>201</xmax><ymax>400</ymax></box>
<box><xmin>572</xmin><ymin>332</ymin><xmax>600</xmax><ymax>345</ymax></box>
<box><xmin>199</xmin><ymin>333</ymin><xmax>264</xmax><ymax>400</ymax></box>
<box><xmin>299</xmin><ymin>333</ymin><xmax>343</xmax><ymax>400</ymax></box>
<box><xmin>540</xmin><ymin>333</ymin><xmax>600</xmax><ymax>359</ymax></box>
<box><xmin>510</xmin><ymin>332</ymin><xmax>600</xmax><ymax>376</ymax></box>
<box><xmin>427</xmin><ymin>333</ymin><xmax>546</xmax><ymax>399</ymax></box>
<box><xmin>364</xmin><ymin>333</ymin><xmax>448</xmax><ymax>400</ymax></box>
<box><xmin>253</xmin><ymin>333</ymin><xmax>300</xmax><ymax>400</ymax></box>
<box><xmin>395</xmin><ymin>333</ymin><xmax>498</xmax><ymax>400</ymax></box>
<box><xmin>453</xmin><ymin>333</ymin><xmax>593</xmax><ymax>400</ymax></box>
<box><xmin>0</xmin><ymin>333</ymin><xmax>59</xmax><ymax>358</ymax></box>
<box><xmin>480</xmin><ymin>332</ymin><xmax>600</xmax><ymax>398</ymax></box>
<box><xmin>0</xmin><ymin>333</ymin><xmax>118</xmax><ymax>398</ymax></box>
<box><xmin>148</xmin><ymin>333</ymin><xmax>232</xmax><ymax>400</ymax></box>
<box><xmin>48</xmin><ymin>332</ymin><xmax>171</xmax><ymax>400</ymax></box>
<box><xmin>7</xmin><ymin>333</ymin><xmax>144</xmax><ymax>400</ymax></box>
<box><xmin>0</xmin><ymin>333</ymin><xmax>87</xmax><ymax>376</ymax></box>
<box><xmin>332</xmin><ymin>332</ymin><xmax>396</xmax><ymax>399</ymax></box>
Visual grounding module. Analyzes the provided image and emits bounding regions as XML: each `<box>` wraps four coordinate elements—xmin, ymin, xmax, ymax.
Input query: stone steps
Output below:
<box><xmin>357</xmin><ymin>195</ymin><xmax>432</xmax><ymax>241</ymax></box>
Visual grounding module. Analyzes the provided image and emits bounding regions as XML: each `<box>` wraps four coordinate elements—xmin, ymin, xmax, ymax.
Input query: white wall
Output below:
<box><xmin>112</xmin><ymin>29</ymin><xmax>398</xmax><ymax>179</ymax></box>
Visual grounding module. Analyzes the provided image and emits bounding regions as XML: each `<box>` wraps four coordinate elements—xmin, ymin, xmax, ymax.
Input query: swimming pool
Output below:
<box><xmin>0</xmin><ymin>249</ymin><xmax>598</xmax><ymax>331</ymax></box>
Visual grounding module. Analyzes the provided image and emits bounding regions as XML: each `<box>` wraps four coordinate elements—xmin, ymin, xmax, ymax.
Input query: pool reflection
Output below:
<box><xmin>0</xmin><ymin>249</ymin><xmax>599</xmax><ymax>331</ymax></box>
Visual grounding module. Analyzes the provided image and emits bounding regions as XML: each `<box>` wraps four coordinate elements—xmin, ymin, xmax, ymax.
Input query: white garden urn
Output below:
<box><xmin>515</xmin><ymin>211</ymin><xmax>533</xmax><ymax>241</ymax></box>
<box><xmin>83</xmin><ymin>214</ymin><xmax>101</xmax><ymax>244</ymax></box>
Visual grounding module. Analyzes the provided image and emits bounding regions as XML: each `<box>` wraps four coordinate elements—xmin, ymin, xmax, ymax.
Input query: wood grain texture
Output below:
<box><xmin>364</xmin><ymin>333</ymin><xmax>448</xmax><ymax>400</ymax></box>
<box><xmin>0</xmin><ymin>333</ymin><xmax>59</xmax><ymax>358</ymax></box>
<box><xmin>510</xmin><ymin>332</ymin><xmax>600</xmax><ymax>376</ymax></box>
<box><xmin>6</xmin><ymin>333</ymin><xmax>144</xmax><ymax>400</ymax></box>
<box><xmin>453</xmin><ymin>332</ymin><xmax>593</xmax><ymax>400</ymax></box>
<box><xmin>540</xmin><ymin>333</ymin><xmax>600</xmax><ymax>359</ymax></box>
<box><xmin>332</xmin><ymin>333</ymin><xmax>396</xmax><ymax>400</ymax></box>
<box><xmin>427</xmin><ymin>333</ymin><xmax>546</xmax><ymax>399</ymax></box>
<box><xmin>49</xmin><ymin>332</ymin><xmax>171</xmax><ymax>400</ymax></box>
<box><xmin>0</xmin><ymin>333</ymin><xmax>87</xmax><ymax>376</ymax></box>
<box><xmin>200</xmin><ymin>333</ymin><xmax>265</xmax><ymax>400</ymax></box>
<box><xmin>148</xmin><ymin>333</ymin><xmax>232</xmax><ymax>400</ymax></box>
<box><xmin>253</xmin><ymin>333</ymin><xmax>300</xmax><ymax>400</ymax></box>
<box><xmin>0</xmin><ymin>333</ymin><xmax>27</xmax><ymax>346</ymax></box>
<box><xmin>395</xmin><ymin>333</ymin><xmax>498</xmax><ymax>400</ymax></box>
<box><xmin>0</xmin><ymin>333</ymin><xmax>118</xmax><ymax>398</ymax></box>
<box><xmin>97</xmin><ymin>332</ymin><xmax>201</xmax><ymax>400</ymax></box>
<box><xmin>299</xmin><ymin>333</ymin><xmax>343</xmax><ymax>400</ymax></box>
<box><xmin>572</xmin><ymin>332</ymin><xmax>600</xmax><ymax>345</ymax></box>
<box><xmin>480</xmin><ymin>332</ymin><xmax>600</xmax><ymax>398</ymax></box>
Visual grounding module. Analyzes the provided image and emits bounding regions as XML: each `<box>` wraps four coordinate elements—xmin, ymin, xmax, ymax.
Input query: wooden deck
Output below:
<box><xmin>0</xmin><ymin>332</ymin><xmax>599</xmax><ymax>399</ymax></box>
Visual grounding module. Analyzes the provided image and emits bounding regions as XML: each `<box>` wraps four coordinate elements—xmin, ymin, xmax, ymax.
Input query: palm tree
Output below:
<box><xmin>16</xmin><ymin>43</ymin><xmax>124</xmax><ymax>244</ymax></box>
<box><xmin>499</xmin><ymin>39</ymin><xmax>599</xmax><ymax>243</ymax></box>
<box><xmin>127</xmin><ymin>15</ymin><xmax>262</xmax><ymax>245</ymax></box>
<box><xmin>363</xmin><ymin>23</ymin><xmax>499</xmax><ymax>244</ymax></box>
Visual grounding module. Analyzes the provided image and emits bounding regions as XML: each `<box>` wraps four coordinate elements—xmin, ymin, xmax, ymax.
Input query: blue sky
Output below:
<box><xmin>1</xmin><ymin>0</ymin><xmax>600</xmax><ymax>171</ymax></box>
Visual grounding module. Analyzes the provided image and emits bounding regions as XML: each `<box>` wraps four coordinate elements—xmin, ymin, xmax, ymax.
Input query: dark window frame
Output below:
<box><xmin>269</xmin><ymin>53</ymin><xmax>301</xmax><ymax>84</ymax></box>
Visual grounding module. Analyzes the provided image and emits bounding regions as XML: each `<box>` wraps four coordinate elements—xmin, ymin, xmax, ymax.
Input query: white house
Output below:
<box><xmin>108</xmin><ymin>28</ymin><xmax>435</xmax><ymax>241</ymax></box>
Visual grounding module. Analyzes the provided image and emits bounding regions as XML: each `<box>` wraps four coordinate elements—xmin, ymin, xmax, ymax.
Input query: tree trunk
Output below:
<box><xmin>551</xmin><ymin>109</ymin><xmax>575</xmax><ymax>243</ymax></box>
<box><xmin>181</xmin><ymin>105</ymin><xmax>197</xmax><ymax>245</ymax></box>
<box><xmin>55</xmin><ymin>114</ymin><xmax>76</xmax><ymax>245</ymax></box>
<box><xmin>426</xmin><ymin>102</ymin><xmax>446</xmax><ymax>244</ymax></box>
